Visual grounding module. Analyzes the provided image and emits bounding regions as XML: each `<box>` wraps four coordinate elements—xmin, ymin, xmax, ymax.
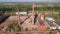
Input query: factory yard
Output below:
<box><xmin>0</xmin><ymin>15</ymin><xmax>48</xmax><ymax>34</ymax></box>
<box><xmin>0</xmin><ymin>14</ymin><xmax>59</xmax><ymax>34</ymax></box>
<box><xmin>0</xmin><ymin>2</ymin><xmax>60</xmax><ymax>34</ymax></box>
<box><xmin>0</xmin><ymin>11</ymin><xmax>60</xmax><ymax>34</ymax></box>
<box><xmin>0</xmin><ymin>12</ymin><xmax>60</xmax><ymax>34</ymax></box>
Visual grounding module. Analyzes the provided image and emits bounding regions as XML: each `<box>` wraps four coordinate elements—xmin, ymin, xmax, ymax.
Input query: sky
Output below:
<box><xmin>0</xmin><ymin>0</ymin><xmax>60</xmax><ymax>2</ymax></box>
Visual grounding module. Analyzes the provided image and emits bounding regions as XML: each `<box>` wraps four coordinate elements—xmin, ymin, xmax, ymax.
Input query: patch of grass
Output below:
<box><xmin>49</xmin><ymin>32</ymin><xmax>55</xmax><ymax>34</ymax></box>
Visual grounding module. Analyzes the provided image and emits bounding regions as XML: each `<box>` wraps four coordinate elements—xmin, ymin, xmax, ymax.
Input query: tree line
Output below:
<box><xmin>0</xmin><ymin>5</ymin><xmax>60</xmax><ymax>12</ymax></box>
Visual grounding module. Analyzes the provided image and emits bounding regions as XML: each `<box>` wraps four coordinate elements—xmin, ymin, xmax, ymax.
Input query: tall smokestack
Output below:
<box><xmin>32</xmin><ymin>3</ymin><xmax>34</xmax><ymax>24</ymax></box>
<box><xmin>17</xmin><ymin>8</ymin><xmax>20</xmax><ymax>26</ymax></box>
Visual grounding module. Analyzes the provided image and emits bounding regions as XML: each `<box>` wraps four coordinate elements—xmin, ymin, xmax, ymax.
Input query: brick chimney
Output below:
<box><xmin>17</xmin><ymin>8</ymin><xmax>20</xmax><ymax>26</ymax></box>
<box><xmin>32</xmin><ymin>3</ymin><xmax>34</xmax><ymax>25</ymax></box>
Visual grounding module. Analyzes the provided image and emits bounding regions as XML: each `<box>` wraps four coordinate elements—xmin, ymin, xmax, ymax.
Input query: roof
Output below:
<box><xmin>55</xmin><ymin>21</ymin><xmax>60</xmax><ymax>26</ymax></box>
<box><xmin>46</xmin><ymin>19</ymin><xmax>55</xmax><ymax>26</ymax></box>
<box><xmin>36</xmin><ymin>17</ymin><xmax>44</xmax><ymax>25</ymax></box>
<box><xmin>45</xmin><ymin>17</ymin><xmax>55</xmax><ymax>21</ymax></box>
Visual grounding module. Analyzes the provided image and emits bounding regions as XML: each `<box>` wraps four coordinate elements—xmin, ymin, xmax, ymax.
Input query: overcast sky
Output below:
<box><xmin>0</xmin><ymin>0</ymin><xmax>60</xmax><ymax>2</ymax></box>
